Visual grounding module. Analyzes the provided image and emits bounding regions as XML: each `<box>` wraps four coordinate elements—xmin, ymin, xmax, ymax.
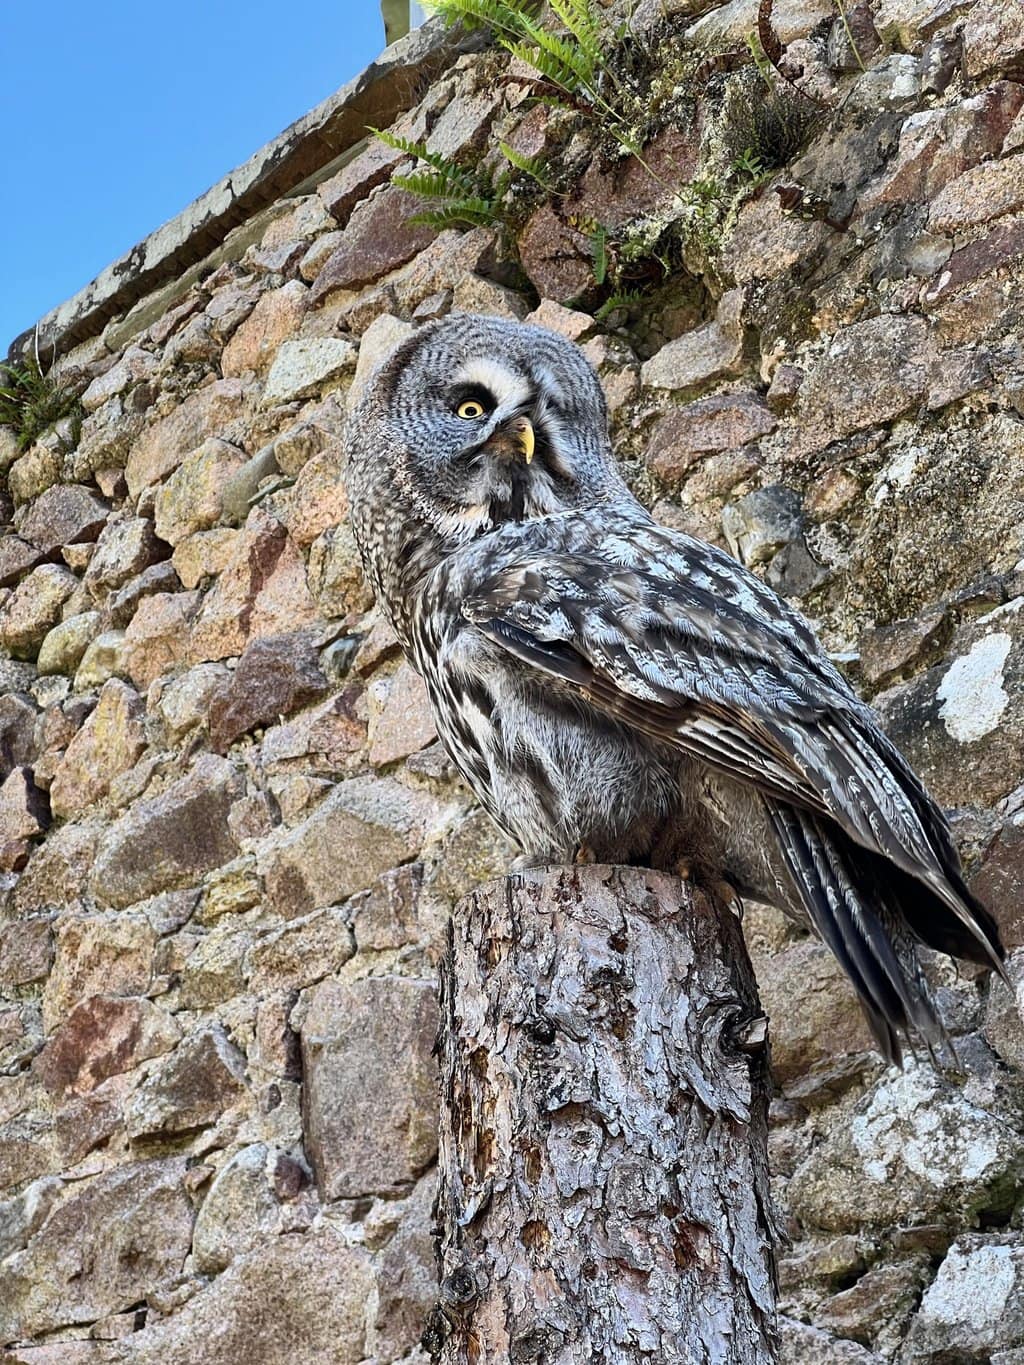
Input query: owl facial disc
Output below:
<box><xmin>348</xmin><ymin>312</ymin><xmax>629</xmax><ymax>553</ymax></box>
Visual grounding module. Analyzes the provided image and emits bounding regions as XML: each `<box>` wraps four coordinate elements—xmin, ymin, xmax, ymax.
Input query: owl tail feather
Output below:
<box><xmin>766</xmin><ymin>803</ymin><xmax>952</xmax><ymax>1067</ymax></box>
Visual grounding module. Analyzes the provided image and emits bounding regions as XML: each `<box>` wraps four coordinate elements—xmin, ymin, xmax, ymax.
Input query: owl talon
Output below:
<box><xmin>575</xmin><ymin>842</ymin><xmax>597</xmax><ymax>865</ymax></box>
<box><xmin>713</xmin><ymin>879</ymin><xmax>744</xmax><ymax>918</ymax></box>
<box><xmin>676</xmin><ymin>858</ymin><xmax>693</xmax><ymax>881</ymax></box>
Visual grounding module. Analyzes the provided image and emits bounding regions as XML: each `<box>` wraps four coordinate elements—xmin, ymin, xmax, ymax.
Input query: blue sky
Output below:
<box><xmin>0</xmin><ymin>2</ymin><xmax>392</xmax><ymax>351</ymax></box>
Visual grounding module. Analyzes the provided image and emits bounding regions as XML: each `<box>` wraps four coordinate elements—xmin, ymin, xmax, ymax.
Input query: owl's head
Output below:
<box><xmin>346</xmin><ymin>313</ymin><xmax>625</xmax><ymax>553</ymax></box>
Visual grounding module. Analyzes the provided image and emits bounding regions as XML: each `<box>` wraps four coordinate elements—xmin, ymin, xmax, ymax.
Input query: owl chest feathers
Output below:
<box><xmin>405</xmin><ymin>563</ymin><xmax>683</xmax><ymax>863</ymax></box>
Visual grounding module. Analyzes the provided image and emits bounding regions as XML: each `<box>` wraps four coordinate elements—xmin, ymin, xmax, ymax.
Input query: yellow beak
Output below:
<box><xmin>515</xmin><ymin>417</ymin><xmax>535</xmax><ymax>464</ymax></box>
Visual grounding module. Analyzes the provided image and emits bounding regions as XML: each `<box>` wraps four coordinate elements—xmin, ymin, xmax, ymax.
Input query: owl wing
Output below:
<box><xmin>459</xmin><ymin>521</ymin><xmax>1003</xmax><ymax>984</ymax></box>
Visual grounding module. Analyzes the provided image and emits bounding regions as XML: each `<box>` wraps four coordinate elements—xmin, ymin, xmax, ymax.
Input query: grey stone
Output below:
<box><xmin>176</xmin><ymin>924</ymin><xmax>250</xmax><ymax>1010</ymax></box>
<box><xmin>126</xmin><ymin>1227</ymin><xmax>374</xmax><ymax>1365</ymax></box>
<box><xmin>367</xmin><ymin>1171</ymin><xmax>438</xmax><ymax>1359</ymax></box>
<box><xmin>788</xmin><ymin>1065</ymin><xmax>1024</xmax><ymax>1232</ymax></box>
<box><xmin>0</xmin><ymin>659</ymin><xmax>38</xmax><ymax>694</ymax></box>
<box><xmin>0</xmin><ymin>1159</ymin><xmax>193</xmax><ymax>1341</ymax></box>
<box><xmin>306</xmin><ymin>521</ymin><xmax>373</xmax><ymax>618</ymax></box>
<box><xmin>858</xmin><ymin>606</ymin><xmax>949</xmax><ymax>689</ymax></box>
<box><xmin>788</xmin><ymin>316</ymin><xmax>935</xmax><ymax>457</ymax></box>
<box><xmin>90</xmin><ymin>754</ymin><xmax>241</xmax><ymax>908</ymax></box>
<box><xmin>36</xmin><ymin>611</ymin><xmax>102</xmax><ymax>676</ymax></box>
<box><xmin>646</xmin><ymin>393</ymin><xmax>775</xmax><ymax>484</ymax></box>
<box><xmin>192</xmin><ymin>1143</ymin><xmax>312</xmax><ymax>1274</ymax></box>
<box><xmin>0</xmin><ymin>692</ymin><xmax>39</xmax><ymax>775</ymax></box>
<box><xmin>262</xmin><ymin>337</ymin><xmax>357</xmax><ymax>405</ymax></box>
<box><xmin>0</xmin><ymin>1177</ymin><xmax>63</xmax><ymax>1262</ymax></box>
<box><xmin>722</xmin><ymin>486</ymin><xmax>804</xmax><ymax>569</ymax></box>
<box><xmin>261</xmin><ymin>775</ymin><xmax>438</xmax><ymax>917</ymax></box>
<box><xmin>79</xmin><ymin>345</ymin><xmax>159</xmax><ymax>412</ymax></box>
<box><xmin>73</xmin><ymin>629</ymin><xmax>128</xmax><ymax>690</ymax></box>
<box><xmin>903</xmin><ymin>1235</ymin><xmax>1024</xmax><ymax>1362</ymax></box>
<box><xmin>299</xmin><ymin>974</ymin><xmax>438</xmax><ymax>1198</ymax></box>
<box><xmin>104</xmin><ymin>560</ymin><xmax>183</xmax><ymax>630</ymax></box>
<box><xmin>641</xmin><ymin>292</ymin><xmax>745</xmax><ymax>392</ymax></box>
<box><xmin>218</xmin><ymin>445</ymin><xmax>279</xmax><ymax>528</ymax></box>
<box><xmin>873</xmin><ymin>603</ymin><xmax>1024</xmax><ymax>813</ymax></box>
<box><xmin>0</xmin><ymin>917</ymin><xmax>53</xmax><ymax>989</ymax></box>
<box><xmin>150</xmin><ymin>661</ymin><xmax>233</xmax><ymax>743</ymax></box>
<box><xmin>244</xmin><ymin>906</ymin><xmax>355</xmax><ymax>993</ymax></box>
<box><xmin>125</xmin><ymin>380</ymin><xmax>248</xmax><ymax>497</ymax></box>
<box><xmin>42</xmin><ymin>910</ymin><xmax>157</xmax><ymax>1032</ymax></box>
<box><xmin>758</xmin><ymin>940</ymin><xmax>875</xmax><ymax>1093</ymax></box>
<box><xmin>125</xmin><ymin>1025</ymin><xmax>247</xmax><ymax>1140</ymax></box>
<box><xmin>815</xmin><ymin>1255</ymin><xmax>930</xmax><ymax>1357</ymax></box>
<box><xmin>0</xmin><ymin>564</ymin><xmax>78</xmax><ymax>659</ymax></box>
<box><xmin>779</xmin><ymin>1317</ymin><xmax>884</xmax><ymax>1363</ymax></box>
<box><xmin>153</xmin><ymin>438</ymin><xmax>247</xmax><ymax>546</ymax></box>
<box><xmin>348</xmin><ymin>312</ymin><xmax>415</xmax><ymax>405</ymax></box>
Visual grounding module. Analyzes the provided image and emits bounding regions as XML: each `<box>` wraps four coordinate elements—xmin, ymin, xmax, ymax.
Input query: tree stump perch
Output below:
<box><xmin>428</xmin><ymin>864</ymin><xmax>778</xmax><ymax>1364</ymax></box>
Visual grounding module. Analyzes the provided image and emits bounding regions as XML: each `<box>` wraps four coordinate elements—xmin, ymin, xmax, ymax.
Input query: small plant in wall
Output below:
<box><xmin>370</xmin><ymin>127</ymin><xmax>558</xmax><ymax>231</ymax></box>
<box><xmin>370</xmin><ymin>128</ymin><xmax>505</xmax><ymax>228</ymax></box>
<box><xmin>0</xmin><ymin>350</ymin><xmax>82</xmax><ymax>453</ymax></box>
<box><xmin>422</xmin><ymin>0</ymin><xmax>671</xmax><ymax>177</ymax></box>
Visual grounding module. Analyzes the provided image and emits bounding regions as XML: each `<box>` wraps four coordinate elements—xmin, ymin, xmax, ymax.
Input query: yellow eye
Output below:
<box><xmin>457</xmin><ymin>399</ymin><xmax>486</xmax><ymax>419</ymax></box>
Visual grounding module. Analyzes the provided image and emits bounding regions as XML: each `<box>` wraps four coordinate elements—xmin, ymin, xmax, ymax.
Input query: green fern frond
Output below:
<box><xmin>503</xmin><ymin>41</ymin><xmax>579</xmax><ymax>92</ymax></box>
<box><xmin>498</xmin><ymin>140</ymin><xmax>552</xmax><ymax>188</ymax></box>
<box><xmin>589</xmin><ymin>225</ymin><xmax>609</xmax><ymax>285</ymax></box>
<box><xmin>423</xmin><ymin>0</ymin><xmax>515</xmax><ymax>34</ymax></box>
<box><xmin>371</xmin><ymin>128</ymin><xmax>478</xmax><ymax>190</ymax></box>
<box><xmin>594</xmin><ymin>288</ymin><xmax>644</xmax><ymax>322</ymax></box>
<box><xmin>410</xmin><ymin>198</ymin><xmax>501</xmax><ymax>229</ymax></box>
<box><xmin>548</xmin><ymin>0</ymin><xmax>601</xmax><ymax>61</ymax></box>
<box><xmin>423</xmin><ymin>0</ymin><xmax>541</xmax><ymax>40</ymax></box>
<box><xmin>392</xmin><ymin>169</ymin><xmax>462</xmax><ymax>199</ymax></box>
<box><xmin>513</xmin><ymin>16</ymin><xmax>597</xmax><ymax>87</ymax></box>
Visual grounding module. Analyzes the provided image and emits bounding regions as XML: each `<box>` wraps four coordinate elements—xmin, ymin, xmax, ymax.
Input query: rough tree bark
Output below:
<box><xmin>426</xmin><ymin>864</ymin><xmax>778</xmax><ymax>1365</ymax></box>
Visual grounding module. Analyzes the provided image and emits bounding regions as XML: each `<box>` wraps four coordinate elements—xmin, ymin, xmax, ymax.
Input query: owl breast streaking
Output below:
<box><xmin>345</xmin><ymin>312</ymin><xmax>1004</xmax><ymax>1063</ymax></box>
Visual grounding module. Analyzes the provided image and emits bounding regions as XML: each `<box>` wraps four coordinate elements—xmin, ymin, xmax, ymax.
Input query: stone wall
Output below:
<box><xmin>2</xmin><ymin>2</ymin><xmax>1024</xmax><ymax>1360</ymax></box>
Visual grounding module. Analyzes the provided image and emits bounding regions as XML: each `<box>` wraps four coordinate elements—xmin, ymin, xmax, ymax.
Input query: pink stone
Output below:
<box><xmin>48</xmin><ymin>679</ymin><xmax>147</xmax><ymax>819</ymax></box>
<box><xmin>368</xmin><ymin>663</ymin><xmax>437</xmax><ymax>767</ymax></box>
<box><xmin>964</xmin><ymin>0</ymin><xmax>1024</xmax><ymax>78</ymax></box>
<box><xmin>18</xmin><ymin>485</ymin><xmax>109</xmax><ymax>555</ymax></box>
<box><xmin>310</xmin><ymin>188</ymin><xmax>437</xmax><ymax>303</ymax></box>
<box><xmin>929</xmin><ymin>152</ymin><xmax>1024</xmax><ymax>232</ymax></box>
<box><xmin>517</xmin><ymin>205</ymin><xmax>593</xmax><ymax>304</ymax></box>
<box><xmin>647</xmin><ymin>392</ymin><xmax>776</xmax><ymax>482</ymax></box>
<box><xmin>568</xmin><ymin>127</ymin><xmax>699</xmax><ymax>231</ymax></box>
<box><xmin>318</xmin><ymin>138</ymin><xmax>409</xmax><ymax>227</ymax></box>
<box><xmin>0</xmin><ymin>766</ymin><xmax>49</xmax><ymax>844</ymax></box>
<box><xmin>208</xmin><ymin>630</ymin><xmax>329</xmax><ymax>752</ymax></box>
<box><xmin>189</xmin><ymin>509</ymin><xmax>319</xmax><ymax>664</ymax></box>
<box><xmin>280</xmin><ymin>443</ymin><xmax>349</xmax><ymax>550</ymax></box>
<box><xmin>33</xmin><ymin>996</ymin><xmax>180</xmax><ymax>1099</ymax></box>
<box><xmin>122</xmin><ymin>592</ymin><xmax>201</xmax><ymax>690</ymax></box>
<box><xmin>221</xmin><ymin>281</ymin><xmax>310</xmax><ymax>378</ymax></box>
<box><xmin>523</xmin><ymin>299</ymin><xmax>596</xmax><ymax>341</ymax></box>
<box><xmin>861</xmin><ymin>82</ymin><xmax>1024</xmax><ymax>209</ymax></box>
<box><xmin>126</xmin><ymin>379</ymin><xmax>248</xmax><ymax>497</ymax></box>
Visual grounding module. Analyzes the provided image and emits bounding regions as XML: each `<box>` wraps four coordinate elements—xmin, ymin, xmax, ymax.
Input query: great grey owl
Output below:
<box><xmin>346</xmin><ymin>312</ymin><xmax>1004</xmax><ymax>1062</ymax></box>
